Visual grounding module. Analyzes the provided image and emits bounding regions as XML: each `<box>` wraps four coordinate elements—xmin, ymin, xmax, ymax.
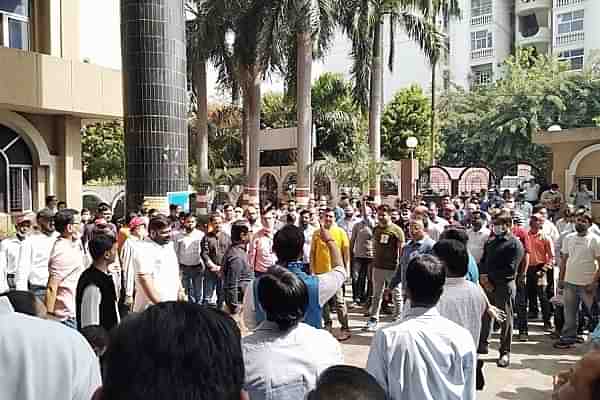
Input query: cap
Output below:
<box><xmin>36</xmin><ymin>208</ymin><xmax>55</xmax><ymax>220</ymax></box>
<box><xmin>15</xmin><ymin>213</ymin><xmax>33</xmax><ymax>225</ymax></box>
<box><xmin>129</xmin><ymin>216</ymin><xmax>146</xmax><ymax>230</ymax></box>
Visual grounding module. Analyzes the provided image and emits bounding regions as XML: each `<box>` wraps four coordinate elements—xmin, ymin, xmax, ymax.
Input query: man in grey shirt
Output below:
<box><xmin>350</xmin><ymin>202</ymin><xmax>375</xmax><ymax>305</ymax></box>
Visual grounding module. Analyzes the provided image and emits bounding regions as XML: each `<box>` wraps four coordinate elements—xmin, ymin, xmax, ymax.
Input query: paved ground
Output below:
<box><xmin>334</xmin><ymin>304</ymin><xmax>587</xmax><ymax>400</ymax></box>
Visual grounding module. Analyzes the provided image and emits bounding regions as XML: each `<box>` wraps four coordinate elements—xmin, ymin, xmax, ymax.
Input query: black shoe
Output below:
<box><xmin>543</xmin><ymin>322</ymin><xmax>554</xmax><ymax>332</ymax></box>
<box><xmin>497</xmin><ymin>354</ymin><xmax>510</xmax><ymax>368</ymax></box>
<box><xmin>528</xmin><ymin>312</ymin><xmax>539</xmax><ymax>320</ymax></box>
<box><xmin>477</xmin><ymin>346</ymin><xmax>489</xmax><ymax>355</ymax></box>
<box><xmin>518</xmin><ymin>333</ymin><xmax>529</xmax><ymax>342</ymax></box>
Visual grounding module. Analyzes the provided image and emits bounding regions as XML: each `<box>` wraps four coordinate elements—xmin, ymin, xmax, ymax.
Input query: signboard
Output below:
<box><xmin>167</xmin><ymin>191</ymin><xmax>190</xmax><ymax>213</ymax></box>
<box><xmin>143</xmin><ymin>196</ymin><xmax>169</xmax><ymax>214</ymax></box>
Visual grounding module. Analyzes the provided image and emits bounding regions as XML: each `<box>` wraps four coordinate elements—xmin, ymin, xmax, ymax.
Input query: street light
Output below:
<box><xmin>406</xmin><ymin>136</ymin><xmax>418</xmax><ymax>160</ymax></box>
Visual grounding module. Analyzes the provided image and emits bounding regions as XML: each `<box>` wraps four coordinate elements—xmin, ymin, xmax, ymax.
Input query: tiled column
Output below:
<box><xmin>121</xmin><ymin>0</ymin><xmax>188</xmax><ymax>213</ymax></box>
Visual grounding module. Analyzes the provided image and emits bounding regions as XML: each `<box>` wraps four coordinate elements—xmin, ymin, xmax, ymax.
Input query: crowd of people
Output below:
<box><xmin>1</xmin><ymin>182</ymin><xmax>600</xmax><ymax>400</ymax></box>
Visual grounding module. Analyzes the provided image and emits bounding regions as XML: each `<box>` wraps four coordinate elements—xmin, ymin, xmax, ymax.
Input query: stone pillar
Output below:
<box><xmin>121</xmin><ymin>0</ymin><xmax>188</xmax><ymax>213</ymax></box>
<box><xmin>56</xmin><ymin>116</ymin><xmax>83</xmax><ymax>210</ymax></box>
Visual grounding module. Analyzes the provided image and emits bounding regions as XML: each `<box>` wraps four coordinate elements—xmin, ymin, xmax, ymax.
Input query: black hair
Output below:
<box><xmin>406</xmin><ymin>255</ymin><xmax>446</xmax><ymax>306</ymax></box>
<box><xmin>494</xmin><ymin>210</ymin><xmax>513</xmax><ymax>227</ymax></box>
<box><xmin>576</xmin><ymin>209</ymin><xmax>593</xmax><ymax>223</ymax></box>
<box><xmin>169</xmin><ymin>204</ymin><xmax>179</xmax><ymax>211</ymax></box>
<box><xmin>300</xmin><ymin>209</ymin><xmax>311</xmax><ymax>217</ymax></box>
<box><xmin>439</xmin><ymin>227</ymin><xmax>469</xmax><ymax>245</ymax></box>
<box><xmin>182</xmin><ymin>212</ymin><xmax>195</xmax><ymax>220</ymax></box>
<box><xmin>286</xmin><ymin>213</ymin><xmax>296</xmax><ymax>225</ymax></box>
<box><xmin>257</xmin><ymin>266</ymin><xmax>308</xmax><ymax>331</ymax></box>
<box><xmin>45</xmin><ymin>195</ymin><xmax>57</xmax><ymax>204</ymax></box>
<box><xmin>53</xmin><ymin>208</ymin><xmax>79</xmax><ymax>234</ymax></box>
<box><xmin>148</xmin><ymin>214</ymin><xmax>170</xmax><ymax>232</ymax></box>
<box><xmin>209</xmin><ymin>212</ymin><xmax>222</xmax><ymax>223</ymax></box>
<box><xmin>273</xmin><ymin>225</ymin><xmax>304</xmax><ymax>263</ymax></box>
<box><xmin>433</xmin><ymin>239</ymin><xmax>469</xmax><ymax>277</ymax></box>
<box><xmin>81</xmin><ymin>208</ymin><xmax>90</xmax><ymax>215</ymax></box>
<box><xmin>80</xmin><ymin>325</ymin><xmax>109</xmax><ymax>356</ymax></box>
<box><xmin>230</xmin><ymin>222</ymin><xmax>249</xmax><ymax>243</ymax></box>
<box><xmin>261</xmin><ymin>205</ymin><xmax>274</xmax><ymax>216</ymax></box>
<box><xmin>532</xmin><ymin>204</ymin><xmax>546</xmax><ymax>214</ymax></box>
<box><xmin>0</xmin><ymin>291</ymin><xmax>40</xmax><ymax>316</ymax></box>
<box><xmin>101</xmin><ymin>302</ymin><xmax>243</xmax><ymax>400</ymax></box>
<box><xmin>307</xmin><ymin>365</ymin><xmax>386</xmax><ymax>400</ymax></box>
<box><xmin>89</xmin><ymin>234</ymin><xmax>116</xmax><ymax>261</ymax></box>
<box><xmin>57</xmin><ymin>201</ymin><xmax>67</xmax><ymax>207</ymax></box>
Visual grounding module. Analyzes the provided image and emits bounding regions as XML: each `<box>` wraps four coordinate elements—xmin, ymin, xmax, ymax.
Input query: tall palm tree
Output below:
<box><xmin>338</xmin><ymin>0</ymin><xmax>459</xmax><ymax>198</ymax></box>
<box><xmin>186</xmin><ymin>0</ymin><xmax>232</xmax><ymax>184</ymax></box>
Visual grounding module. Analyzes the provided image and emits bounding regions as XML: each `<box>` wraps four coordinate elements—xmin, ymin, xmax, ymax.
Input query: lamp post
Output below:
<box><xmin>406</xmin><ymin>136</ymin><xmax>418</xmax><ymax>160</ymax></box>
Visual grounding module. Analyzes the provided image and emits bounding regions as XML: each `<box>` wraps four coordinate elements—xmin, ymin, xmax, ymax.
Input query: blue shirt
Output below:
<box><xmin>466</xmin><ymin>254</ymin><xmax>479</xmax><ymax>284</ymax></box>
<box><xmin>389</xmin><ymin>236</ymin><xmax>436</xmax><ymax>290</ymax></box>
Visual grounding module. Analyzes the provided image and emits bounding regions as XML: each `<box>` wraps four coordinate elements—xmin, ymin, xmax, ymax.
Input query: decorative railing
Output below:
<box><xmin>471</xmin><ymin>48</ymin><xmax>494</xmax><ymax>60</ymax></box>
<box><xmin>471</xmin><ymin>14</ymin><xmax>493</xmax><ymax>26</ymax></box>
<box><xmin>555</xmin><ymin>31</ymin><xmax>584</xmax><ymax>46</ymax></box>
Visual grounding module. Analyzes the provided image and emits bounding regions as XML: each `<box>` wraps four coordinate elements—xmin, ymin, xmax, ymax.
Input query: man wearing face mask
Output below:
<box><xmin>132</xmin><ymin>215</ymin><xmax>183</xmax><ymax>312</ymax></box>
<box><xmin>121</xmin><ymin>217</ymin><xmax>147</xmax><ymax>310</ymax></box>
<box><xmin>554</xmin><ymin>211</ymin><xmax>600</xmax><ymax>349</ymax></box>
<box><xmin>245</xmin><ymin>206</ymin><xmax>262</xmax><ymax>238</ymax></box>
<box><xmin>339</xmin><ymin>205</ymin><xmax>360</xmax><ymax>241</ymax></box>
<box><xmin>46</xmin><ymin>209</ymin><xmax>86</xmax><ymax>329</ymax></box>
<box><xmin>467</xmin><ymin>211</ymin><xmax>491</xmax><ymax>266</ymax></box>
<box><xmin>479</xmin><ymin>210</ymin><xmax>524</xmax><ymax>367</ymax></box>
<box><xmin>0</xmin><ymin>214</ymin><xmax>33</xmax><ymax>292</ymax></box>
<box><xmin>350</xmin><ymin>201</ymin><xmax>376</xmax><ymax>306</ymax></box>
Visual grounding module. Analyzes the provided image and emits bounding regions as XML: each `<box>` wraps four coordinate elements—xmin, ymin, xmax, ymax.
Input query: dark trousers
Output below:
<box><xmin>480</xmin><ymin>279</ymin><xmax>515</xmax><ymax>356</ymax></box>
<box><xmin>516</xmin><ymin>279</ymin><xmax>528</xmax><ymax>333</ymax></box>
<box><xmin>526</xmin><ymin>266</ymin><xmax>551</xmax><ymax>323</ymax></box>
<box><xmin>528</xmin><ymin>267</ymin><xmax>554</xmax><ymax>316</ymax></box>
<box><xmin>351</xmin><ymin>257</ymin><xmax>372</xmax><ymax>303</ymax></box>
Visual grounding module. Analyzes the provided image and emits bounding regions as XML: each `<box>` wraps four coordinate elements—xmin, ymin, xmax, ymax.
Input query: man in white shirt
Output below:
<box><xmin>121</xmin><ymin>216</ymin><xmax>147</xmax><ymax>309</ymax></box>
<box><xmin>132</xmin><ymin>215</ymin><xmax>183</xmax><ymax>312</ymax></box>
<box><xmin>523</xmin><ymin>178</ymin><xmax>540</xmax><ymax>205</ymax></box>
<box><xmin>0</xmin><ymin>296</ymin><xmax>101</xmax><ymax>400</ymax></box>
<box><xmin>555</xmin><ymin>210</ymin><xmax>600</xmax><ymax>348</ymax></box>
<box><xmin>467</xmin><ymin>211</ymin><xmax>491</xmax><ymax>266</ymax></box>
<box><xmin>174</xmin><ymin>213</ymin><xmax>205</xmax><ymax>303</ymax></box>
<box><xmin>571</xmin><ymin>182</ymin><xmax>595</xmax><ymax>211</ymax></box>
<box><xmin>300</xmin><ymin>209</ymin><xmax>317</xmax><ymax>269</ymax></box>
<box><xmin>366</xmin><ymin>255</ymin><xmax>476</xmax><ymax>400</ymax></box>
<box><xmin>0</xmin><ymin>213</ymin><xmax>32</xmax><ymax>292</ymax></box>
<box><xmin>15</xmin><ymin>208</ymin><xmax>58</xmax><ymax>300</ymax></box>
<box><xmin>427</xmin><ymin>202</ymin><xmax>449</xmax><ymax>241</ymax></box>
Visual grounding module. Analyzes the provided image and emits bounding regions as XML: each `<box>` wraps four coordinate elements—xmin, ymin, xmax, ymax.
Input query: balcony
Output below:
<box><xmin>516</xmin><ymin>0</ymin><xmax>552</xmax><ymax>15</ymax></box>
<box><xmin>517</xmin><ymin>26</ymin><xmax>551</xmax><ymax>47</ymax></box>
<box><xmin>554</xmin><ymin>0</ymin><xmax>585</xmax><ymax>8</ymax></box>
<box><xmin>471</xmin><ymin>48</ymin><xmax>494</xmax><ymax>61</ymax></box>
<box><xmin>555</xmin><ymin>31</ymin><xmax>585</xmax><ymax>47</ymax></box>
<box><xmin>471</xmin><ymin>14</ymin><xmax>493</xmax><ymax>26</ymax></box>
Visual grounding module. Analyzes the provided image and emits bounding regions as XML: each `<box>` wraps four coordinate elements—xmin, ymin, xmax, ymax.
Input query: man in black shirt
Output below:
<box><xmin>479</xmin><ymin>210</ymin><xmax>524</xmax><ymax>368</ymax></box>
<box><xmin>223</xmin><ymin>222</ymin><xmax>254</xmax><ymax>317</ymax></box>
<box><xmin>201</xmin><ymin>213</ymin><xmax>231</xmax><ymax>308</ymax></box>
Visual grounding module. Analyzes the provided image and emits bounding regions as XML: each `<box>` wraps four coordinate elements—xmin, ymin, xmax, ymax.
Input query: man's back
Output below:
<box><xmin>0</xmin><ymin>297</ymin><xmax>101</xmax><ymax>400</ymax></box>
<box><xmin>367</xmin><ymin>307</ymin><xmax>476</xmax><ymax>400</ymax></box>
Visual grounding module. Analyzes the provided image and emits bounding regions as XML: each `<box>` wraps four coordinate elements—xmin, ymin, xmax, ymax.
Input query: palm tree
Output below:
<box><xmin>186</xmin><ymin>0</ymin><xmax>232</xmax><ymax>185</ymax></box>
<box><xmin>338</xmin><ymin>0</ymin><xmax>459</xmax><ymax>198</ymax></box>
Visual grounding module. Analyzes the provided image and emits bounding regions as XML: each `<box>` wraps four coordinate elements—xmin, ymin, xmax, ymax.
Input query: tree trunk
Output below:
<box><xmin>368</xmin><ymin>20</ymin><xmax>383</xmax><ymax>201</ymax></box>
<box><xmin>246</xmin><ymin>70</ymin><xmax>261</xmax><ymax>206</ymax></box>
<box><xmin>242</xmin><ymin>91</ymin><xmax>250</xmax><ymax>177</ymax></box>
<box><xmin>193</xmin><ymin>60</ymin><xmax>210</xmax><ymax>183</ymax></box>
<box><xmin>296</xmin><ymin>30</ymin><xmax>312</xmax><ymax>207</ymax></box>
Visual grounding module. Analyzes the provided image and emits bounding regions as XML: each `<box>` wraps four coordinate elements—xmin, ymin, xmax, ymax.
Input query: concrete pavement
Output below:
<box><xmin>334</xmin><ymin>304</ymin><xmax>587</xmax><ymax>399</ymax></box>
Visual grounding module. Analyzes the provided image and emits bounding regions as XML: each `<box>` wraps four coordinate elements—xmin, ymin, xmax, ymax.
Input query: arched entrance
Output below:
<box><xmin>313</xmin><ymin>175</ymin><xmax>332</xmax><ymax>199</ymax></box>
<box><xmin>82</xmin><ymin>191</ymin><xmax>105</xmax><ymax>213</ymax></box>
<box><xmin>259</xmin><ymin>173</ymin><xmax>278</xmax><ymax>206</ymax></box>
<box><xmin>0</xmin><ymin>125</ymin><xmax>34</xmax><ymax>213</ymax></box>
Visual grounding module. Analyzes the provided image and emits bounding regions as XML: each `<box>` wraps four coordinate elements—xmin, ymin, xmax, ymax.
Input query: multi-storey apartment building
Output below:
<box><xmin>0</xmin><ymin>0</ymin><xmax>122</xmax><ymax>213</ymax></box>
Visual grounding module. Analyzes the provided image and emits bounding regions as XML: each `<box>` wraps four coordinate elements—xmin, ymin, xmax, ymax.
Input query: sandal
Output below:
<box><xmin>336</xmin><ymin>329</ymin><xmax>352</xmax><ymax>342</ymax></box>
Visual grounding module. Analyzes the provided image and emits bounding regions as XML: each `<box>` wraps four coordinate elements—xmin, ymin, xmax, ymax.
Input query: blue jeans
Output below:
<box><xmin>560</xmin><ymin>282</ymin><xmax>595</xmax><ymax>344</ymax></box>
<box><xmin>203</xmin><ymin>271</ymin><xmax>224</xmax><ymax>308</ymax></box>
<box><xmin>181</xmin><ymin>266</ymin><xmax>204</xmax><ymax>304</ymax></box>
<box><xmin>29</xmin><ymin>284</ymin><xmax>47</xmax><ymax>303</ymax></box>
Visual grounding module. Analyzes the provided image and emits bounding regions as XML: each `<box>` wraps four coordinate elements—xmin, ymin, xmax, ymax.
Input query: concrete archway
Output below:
<box><xmin>565</xmin><ymin>144</ymin><xmax>600</xmax><ymax>195</ymax></box>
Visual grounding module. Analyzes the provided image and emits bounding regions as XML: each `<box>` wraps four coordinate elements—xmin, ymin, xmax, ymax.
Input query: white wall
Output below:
<box><xmin>79</xmin><ymin>0</ymin><xmax>122</xmax><ymax>70</ymax></box>
<box><xmin>584</xmin><ymin>0</ymin><xmax>600</xmax><ymax>66</ymax></box>
<box><xmin>448</xmin><ymin>0</ymin><xmax>471</xmax><ymax>89</ymax></box>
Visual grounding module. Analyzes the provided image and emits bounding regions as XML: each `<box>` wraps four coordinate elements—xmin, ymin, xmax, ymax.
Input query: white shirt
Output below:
<box><xmin>302</xmin><ymin>225</ymin><xmax>316</xmax><ymax>264</ymax></box>
<box><xmin>243</xmin><ymin>321</ymin><xmax>343</xmax><ymax>400</ymax></box>
<box><xmin>467</xmin><ymin>227</ymin><xmax>491</xmax><ymax>264</ymax></box>
<box><xmin>437</xmin><ymin>278</ymin><xmax>487</xmax><ymax>346</ymax></box>
<box><xmin>0</xmin><ymin>236</ymin><xmax>24</xmax><ymax>275</ymax></box>
<box><xmin>524</xmin><ymin>182</ymin><xmax>540</xmax><ymax>202</ymax></box>
<box><xmin>0</xmin><ymin>297</ymin><xmax>102</xmax><ymax>400</ymax></box>
<box><xmin>15</xmin><ymin>231</ymin><xmax>59</xmax><ymax>289</ymax></box>
<box><xmin>367</xmin><ymin>307</ymin><xmax>476</xmax><ymax>400</ymax></box>
<box><xmin>174</xmin><ymin>229</ymin><xmax>205</xmax><ymax>266</ymax></box>
<box><xmin>243</xmin><ymin>265</ymin><xmax>347</xmax><ymax>331</ymax></box>
<box><xmin>80</xmin><ymin>269</ymin><xmax>121</xmax><ymax>329</ymax></box>
<box><xmin>132</xmin><ymin>239</ymin><xmax>181</xmax><ymax>312</ymax></box>
<box><xmin>542</xmin><ymin>220</ymin><xmax>560</xmax><ymax>244</ymax></box>
<box><xmin>562</xmin><ymin>231</ymin><xmax>600</xmax><ymax>286</ymax></box>
<box><xmin>121</xmin><ymin>236</ymin><xmax>141</xmax><ymax>298</ymax></box>
<box><xmin>427</xmin><ymin>217</ymin><xmax>449</xmax><ymax>241</ymax></box>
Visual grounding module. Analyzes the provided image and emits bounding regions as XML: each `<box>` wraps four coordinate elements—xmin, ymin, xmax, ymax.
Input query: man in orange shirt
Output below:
<box><xmin>525</xmin><ymin>213</ymin><xmax>555</xmax><ymax>337</ymax></box>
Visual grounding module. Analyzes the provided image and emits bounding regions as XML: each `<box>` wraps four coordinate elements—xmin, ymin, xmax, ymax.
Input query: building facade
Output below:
<box><xmin>0</xmin><ymin>0</ymin><xmax>122</xmax><ymax>214</ymax></box>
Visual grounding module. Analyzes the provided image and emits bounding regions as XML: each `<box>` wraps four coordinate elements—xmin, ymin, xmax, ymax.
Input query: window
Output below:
<box><xmin>576</xmin><ymin>177</ymin><xmax>600</xmax><ymax>202</ymax></box>
<box><xmin>9</xmin><ymin>166</ymin><xmax>32</xmax><ymax>212</ymax></box>
<box><xmin>471</xmin><ymin>30</ymin><xmax>493</xmax><ymax>50</ymax></box>
<box><xmin>0</xmin><ymin>0</ymin><xmax>29</xmax><ymax>50</ymax></box>
<box><xmin>559</xmin><ymin>48</ymin><xmax>584</xmax><ymax>70</ymax></box>
<box><xmin>472</xmin><ymin>0</ymin><xmax>493</xmax><ymax>17</ymax></box>
<box><xmin>472</xmin><ymin>64</ymin><xmax>493</xmax><ymax>87</ymax></box>
<box><xmin>557</xmin><ymin>10</ymin><xmax>584</xmax><ymax>35</ymax></box>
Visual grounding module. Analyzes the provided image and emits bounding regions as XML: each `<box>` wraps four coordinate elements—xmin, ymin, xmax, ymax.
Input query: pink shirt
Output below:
<box><xmin>247</xmin><ymin>229</ymin><xmax>277</xmax><ymax>273</ymax></box>
<box><xmin>48</xmin><ymin>238</ymin><xmax>85</xmax><ymax>320</ymax></box>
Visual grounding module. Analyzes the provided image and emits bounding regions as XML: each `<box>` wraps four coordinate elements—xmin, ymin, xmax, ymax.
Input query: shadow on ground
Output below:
<box><xmin>496</xmin><ymin>387</ymin><xmax>552</xmax><ymax>400</ymax></box>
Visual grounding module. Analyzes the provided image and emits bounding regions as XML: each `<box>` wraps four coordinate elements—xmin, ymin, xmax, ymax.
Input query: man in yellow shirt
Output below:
<box><xmin>311</xmin><ymin>208</ymin><xmax>351</xmax><ymax>340</ymax></box>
